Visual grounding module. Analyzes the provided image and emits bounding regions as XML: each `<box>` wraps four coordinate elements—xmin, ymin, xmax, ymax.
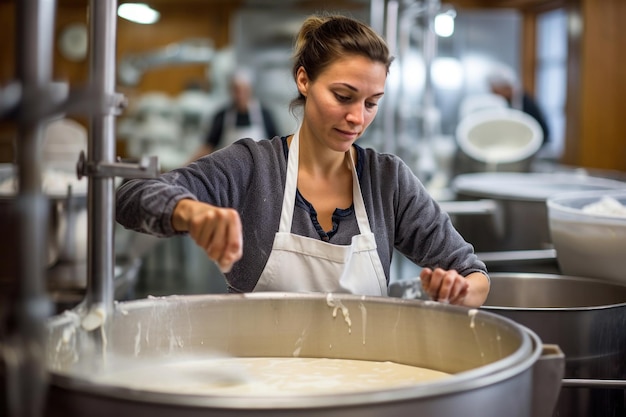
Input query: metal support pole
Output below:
<box><xmin>421</xmin><ymin>0</ymin><xmax>440</xmax><ymax>139</ymax></box>
<box><xmin>370</xmin><ymin>0</ymin><xmax>386</xmax><ymax>36</ymax></box>
<box><xmin>415</xmin><ymin>0</ymin><xmax>441</xmax><ymax>183</ymax></box>
<box><xmin>382</xmin><ymin>0</ymin><xmax>399</xmax><ymax>155</ymax></box>
<box><xmin>6</xmin><ymin>1</ymin><xmax>57</xmax><ymax>416</ymax></box>
<box><xmin>85</xmin><ymin>0</ymin><xmax>118</xmax><ymax>317</ymax></box>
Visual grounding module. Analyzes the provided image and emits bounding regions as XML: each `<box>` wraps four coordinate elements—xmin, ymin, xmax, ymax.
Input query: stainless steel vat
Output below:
<box><xmin>482</xmin><ymin>273</ymin><xmax>626</xmax><ymax>417</ymax></box>
<box><xmin>43</xmin><ymin>293</ymin><xmax>561</xmax><ymax>417</ymax></box>
<box><xmin>449</xmin><ymin>172</ymin><xmax>626</xmax><ymax>252</ymax></box>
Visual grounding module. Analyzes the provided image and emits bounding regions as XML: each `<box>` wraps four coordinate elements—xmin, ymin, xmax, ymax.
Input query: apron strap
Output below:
<box><xmin>279</xmin><ymin>128</ymin><xmax>299</xmax><ymax>232</ymax></box>
<box><xmin>348</xmin><ymin>151</ymin><xmax>373</xmax><ymax>235</ymax></box>
<box><xmin>223</xmin><ymin>107</ymin><xmax>236</xmax><ymax>131</ymax></box>
<box><xmin>223</xmin><ymin>100</ymin><xmax>266</xmax><ymax>135</ymax></box>
<box><xmin>248</xmin><ymin>99</ymin><xmax>265</xmax><ymax>129</ymax></box>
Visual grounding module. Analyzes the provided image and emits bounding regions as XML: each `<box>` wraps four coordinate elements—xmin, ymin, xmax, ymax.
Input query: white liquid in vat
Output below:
<box><xmin>90</xmin><ymin>357</ymin><xmax>450</xmax><ymax>396</ymax></box>
<box><xmin>582</xmin><ymin>196</ymin><xmax>626</xmax><ymax>217</ymax></box>
<box><xmin>326</xmin><ymin>293</ymin><xmax>352</xmax><ymax>333</ymax></box>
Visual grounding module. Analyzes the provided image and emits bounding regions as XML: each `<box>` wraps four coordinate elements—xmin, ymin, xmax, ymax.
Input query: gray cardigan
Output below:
<box><xmin>115</xmin><ymin>136</ymin><xmax>487</xmax><ymax>292</ymax></box>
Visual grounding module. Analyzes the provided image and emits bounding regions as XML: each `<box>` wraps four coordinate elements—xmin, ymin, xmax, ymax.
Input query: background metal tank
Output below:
<box><xmin>449</xmin><ymin>172</ymin><xmax>626</xmax><ymax>252</ymax></box>
<box><xmin>482</xmin><ymin>272</ymin><xmax>626</xmax><ymax>417</ymax></box>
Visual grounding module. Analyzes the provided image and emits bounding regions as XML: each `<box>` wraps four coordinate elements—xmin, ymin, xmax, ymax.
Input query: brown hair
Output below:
<box><xmin>290</xmin><ymin>14</ymin><xmax>394</xmax><ymax>112</ymax></box>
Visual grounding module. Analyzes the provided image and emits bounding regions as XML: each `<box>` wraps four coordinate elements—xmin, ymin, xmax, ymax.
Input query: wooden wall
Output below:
<box><xmin>563</xmin><ymin>0</ymin><xmax>626</xmax><ymax>172</ymax></box>
<box><xmin>0</xmin><ymin>2</ymin><xmax>17</xmax><ymax>163</ymax></box>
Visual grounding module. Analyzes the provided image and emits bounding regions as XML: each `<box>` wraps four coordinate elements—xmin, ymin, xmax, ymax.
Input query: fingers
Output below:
<box><xmin>420</xmin><ymin>268</ymin><xmax>469</xmax><ymax>305</ymax></box>
<box><xmin>222</xmin><ymin>209</ymin><xmax>243</xmax><ymax>272</ymax></box>
<box><xmin>187</xmin><ymin>205</ymin><xmax>243</xmax><ymax>273</ymax></box>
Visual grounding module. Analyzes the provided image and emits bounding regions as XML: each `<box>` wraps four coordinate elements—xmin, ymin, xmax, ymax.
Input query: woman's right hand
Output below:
<box><xmin>172</xmin><ymin>199</ymin><xmax>243</xmax><ymax>273</ymax></box>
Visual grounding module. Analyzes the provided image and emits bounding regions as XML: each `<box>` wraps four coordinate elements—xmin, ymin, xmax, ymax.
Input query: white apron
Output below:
<box><xmin>254</xmin><ymin>128</ymin><xmax>387</xmax><ymax>296</ymax></box>
<box><xmin>219</xmin><ymin>100</ymin><xmax>266</xmax><ymax>149</ymax></box>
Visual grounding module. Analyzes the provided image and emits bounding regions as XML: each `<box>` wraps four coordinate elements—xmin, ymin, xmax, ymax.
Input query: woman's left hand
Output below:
<box><xmin>419</xmin><ymin>268</ymin><xmax>489</xmax><ymax>307</ymax></box>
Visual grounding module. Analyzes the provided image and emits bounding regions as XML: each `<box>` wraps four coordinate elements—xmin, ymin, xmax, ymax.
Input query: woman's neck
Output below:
<box><xmin>294</xmin><ymin>127</ymin><xmax>353</xmax><ymax>180</ymax></box>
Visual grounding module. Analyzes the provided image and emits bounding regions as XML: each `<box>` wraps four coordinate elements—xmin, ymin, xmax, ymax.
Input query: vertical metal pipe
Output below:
<box><xmin>382</xmin><ymin>0</ymin><xmax>399</xmax><ymax>155</ymax></box>
<box><xmin>370</xmin><ymin>0</ymin><xmax>386</xmax><ymax>35</ymax></box>
<box><xmin>8</xmin><ymin>0</ymin><xmax>56</xmax><ymax>416</ymax></box>
<box><xmin>385</xmin><ymin>1</ymin><xmax>399</xmax><ymax>59</ymax></box>
<box><xmin>15</xmin><ymin>0</ymin><xmax>56</xmax><ymax>190</ymax></box>
<box><xmin>422</xmin><ymin>0</ymin><xmax>440</xmax><ymax>137</ymax></box>
<box><xmin>415</xmin><ymin>0</ymin><xmax>441</xmax><ymax>183</ymax></box>
<box><xmin>86</xmin><ymin>0</ymin><xmax>117</xmax><ymax>313</ymax></box>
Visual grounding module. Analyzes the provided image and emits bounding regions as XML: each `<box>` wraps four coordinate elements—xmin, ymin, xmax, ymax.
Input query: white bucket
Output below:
<box><xmin>456</xmin><ymin>108</ymin><xmax>543</xmax><ymax>166</ymax></box>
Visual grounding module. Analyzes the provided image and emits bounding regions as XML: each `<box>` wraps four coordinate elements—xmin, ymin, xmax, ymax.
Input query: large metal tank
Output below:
<box><xmin>450</xmin><ymin>172</ymin><xmax>626</xmax><ymax>252</ymax></box>
<box><xmin>482</xmin><ymin>273</ymin><xmax>626</xmax><ymax>417</ymax></box>
<box><xmin>43</xmin><ymin>293</ymin><xmax>561</xmax><ymax>417</ymax></box>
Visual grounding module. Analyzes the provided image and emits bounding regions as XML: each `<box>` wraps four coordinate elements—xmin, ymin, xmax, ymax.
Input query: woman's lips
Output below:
<box><xmin>335</xmin><ymin>128</ymin><xmax>359</xmax><ymax>139</ymax></box>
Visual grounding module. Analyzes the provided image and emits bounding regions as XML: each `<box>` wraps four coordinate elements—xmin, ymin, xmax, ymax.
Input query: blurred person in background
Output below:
<box><xmin>487</xmin><ymin>64</ymin><xmax>550</xmax><ymax>145</ymax></box>
<box><xmin>190</xmin><ymin>68</ymin><xmax>279</xmax><ymax>160</ymax></box>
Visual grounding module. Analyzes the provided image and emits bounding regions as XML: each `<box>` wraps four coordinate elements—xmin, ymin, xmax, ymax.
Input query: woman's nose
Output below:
<box><xmin>346</xmin><ymin>102</ymin><xmax>365</xmax><ymax>125</ymax></box>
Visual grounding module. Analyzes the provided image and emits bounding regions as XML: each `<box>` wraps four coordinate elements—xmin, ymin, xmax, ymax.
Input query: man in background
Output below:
<box><xmin>190</xmin><ymin>68</ymin><xmax>279</xmax><ymax>160</ymax></box>
<box><xmin>487</xmin><ymin>65</ymin><xmax>550</xmax><ymax>145</ymax></box>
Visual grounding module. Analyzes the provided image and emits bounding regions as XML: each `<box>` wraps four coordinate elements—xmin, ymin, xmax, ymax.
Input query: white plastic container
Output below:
<box><xmin>547</xmin><ymin>190</ymin><xmax>626</xmax><ymax>284</ymax></box>
<box><xmin>456</xmin><ymin>107</ymin><xmax>543</xmax><ymax>165</ymax></box>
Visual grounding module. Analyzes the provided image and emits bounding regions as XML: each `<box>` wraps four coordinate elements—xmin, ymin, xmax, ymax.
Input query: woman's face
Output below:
<box><xmin>296</xmin><ymin>54</ymin><xmax>387</xmax><ymax>153</ymax></box>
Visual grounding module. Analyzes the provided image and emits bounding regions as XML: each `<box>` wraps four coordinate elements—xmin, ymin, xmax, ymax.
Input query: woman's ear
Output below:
<box><xmin>295</xmin><ymin>66</ymin><xmax>309</xmax><ymax>97</ymax></box>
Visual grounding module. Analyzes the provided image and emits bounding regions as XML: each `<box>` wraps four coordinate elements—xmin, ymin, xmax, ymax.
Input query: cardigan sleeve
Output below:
<box><xmin>391</xmin><ymin>156</ymin><xmax>488</xmax><ymax>278</ymax></box>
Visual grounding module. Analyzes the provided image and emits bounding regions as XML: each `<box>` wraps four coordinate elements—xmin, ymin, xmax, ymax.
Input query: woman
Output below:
<box><xmin>116</xmin><ymin>14</ymin><xmax>490</xmax><ymax>307</ymax></box>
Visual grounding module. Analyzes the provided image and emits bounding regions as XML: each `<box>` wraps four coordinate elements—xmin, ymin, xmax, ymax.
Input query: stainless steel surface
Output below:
<box><xmin>449</xmin><ymin>172</ymin><xmax>626</xmax><ymax>252</ymax></box>
<box><xmin>482</xmin><ymin>273</ymin><xmax>626</xmax><ymax>417</ymax></box>
<box><xmin>85</xmin><ymin>0</ymin><xmax>118</xmax><ymax>317</ymax></box>
<box><xmin>475</xmin><ymin>249</ymin><xmax>560</xmax><ymax>274</ymax></box>
<box><xmin>43</xmin><ymin>293</ymin><xmax>559</xmax><ymax>417</ymax></box>
<box><xmin>46</xmin><ymin>258</ymin><xmax>142</xmax><ymax>313</ymax></box>
<box><xmin>81</xmin><ymin>0</ymin><xmax>159</xmax><ymax>318</ymax></box>
<box><xmin>382</xmin><ymin>0</ymin><xmax>399</xmax><ymax>155</ymax></box>
<box><xmin>456</xmin><ymin>193</ymin><xmax>551</xmax><ymax>251</ymax></box>
<box><xmin>3</xmin><ymin>1</ymin><xmax>57</xmax><ymax>416</ymax></box>
<box><xmin>533</xmin><ymin>345</ymin><xmax>565</xmax><ymax>417</ymax></box>
<box><xmin>369</xmin><ymin>0</ymin><xmax>385</xmax><ymax>35</ymax></box>
<box><xmin>438</xmin><ymin>198</ymin><xmax>499</xmax><ymax>215</ymax></box>
<box><xmin>78</xmin><ymin>153</ymin><xmax>160</xmax><ymax>180</ymax></box>
<box><xmin>476</xmin><ymin>249</ymin><xmax>557</xmax><ymax>265</ymax></box>
<box><xmin>562</xmin><ymin>379</ymin><xmax>626</xmax><ymax>389</ymax></box>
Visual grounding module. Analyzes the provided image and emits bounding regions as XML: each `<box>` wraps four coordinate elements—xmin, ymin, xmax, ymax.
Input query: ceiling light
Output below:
<box><xmin>118</xmin><ymin>3</ymin><xmax>160</xmax><ymax>25</ymax></box>
<box><xmin>434</xmin><ymin>9</ymin><xmax>456</xmax><ymax>38</ymax></box>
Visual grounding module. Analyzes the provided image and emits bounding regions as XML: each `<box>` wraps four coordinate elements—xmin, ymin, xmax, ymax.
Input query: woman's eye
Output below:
<box><xmin>334</xmin><ymin>93</ymin><xmax>350</xmax><ymax>102</ymax></box>
<box><xmin>365</xmin><ymin>101</ymin><xmax>378</xmax><ymax>109</ymax></box>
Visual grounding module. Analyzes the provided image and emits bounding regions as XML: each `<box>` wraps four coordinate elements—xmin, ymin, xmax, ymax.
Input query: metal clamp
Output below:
<box><xmin>0</xmin><ymin>81</ymin><xmax>127</xmax><ymax>121</ymax></box>
<box><xmin>61</xmin><ymin>88</ymin><xmax>128</xmax><ymax>116</ymax></box>
<box><xmin>0</xmin><ymin>81</ymin><xmax>69</xmax><ymax>122</ymax></box>
<box><xmin>76</xmin><ymin>151</ymin><xmax>160</xmax><ymax>180</ymax></box>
